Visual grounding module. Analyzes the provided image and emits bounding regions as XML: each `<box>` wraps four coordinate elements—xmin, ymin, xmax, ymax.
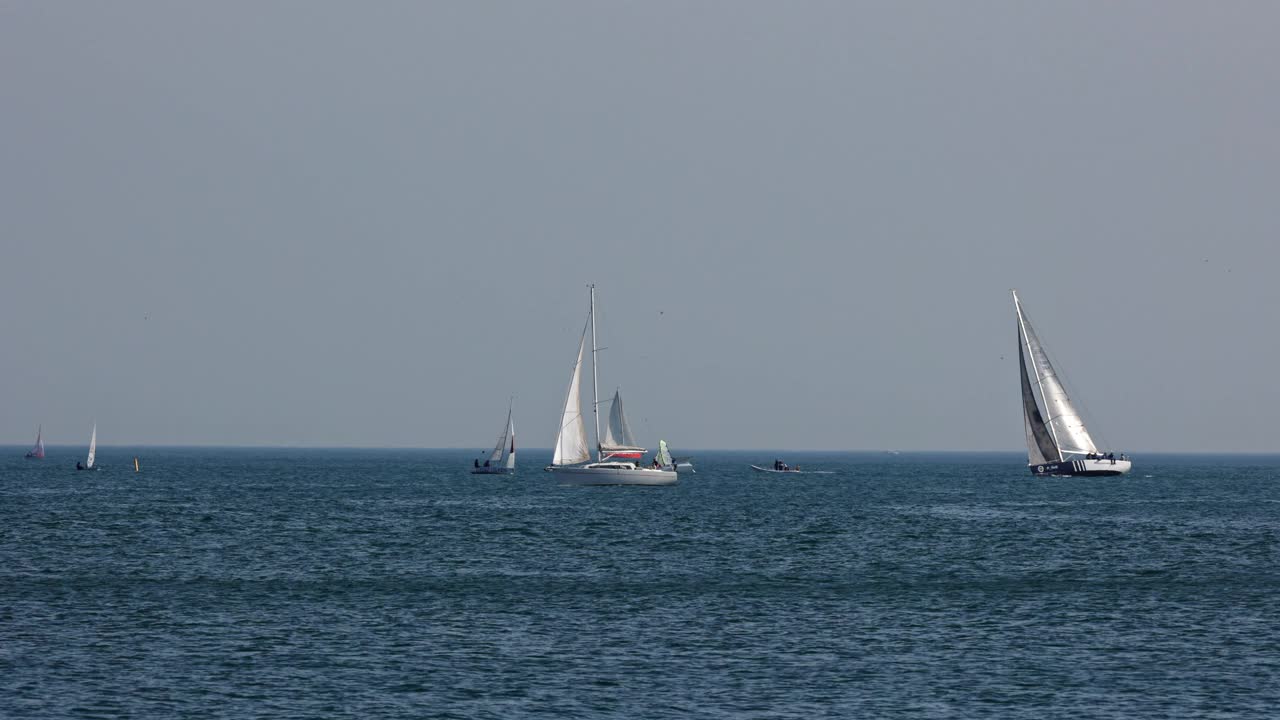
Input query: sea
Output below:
<box><xmin>2</xmin><ymin>448</ymin><xmax>1278</xmax><ymax>719</ymax></box>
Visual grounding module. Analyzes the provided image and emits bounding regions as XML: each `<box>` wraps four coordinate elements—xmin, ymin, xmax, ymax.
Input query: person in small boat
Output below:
<box><xmin>75</xmin><ymin>461</ymin><xmax>84</xmax><ymax>471</ymax></box>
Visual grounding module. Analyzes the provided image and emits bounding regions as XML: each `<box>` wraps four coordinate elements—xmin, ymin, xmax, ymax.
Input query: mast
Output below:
<box><xmin>1013</xmin><ymin>290</ymin><xmax>1063</xmax><ymax>460</ymax></box>
<box><xmin>589</xmin><ymin>284</ymin><xmax>602</xmax><ymax>462</ymax></box>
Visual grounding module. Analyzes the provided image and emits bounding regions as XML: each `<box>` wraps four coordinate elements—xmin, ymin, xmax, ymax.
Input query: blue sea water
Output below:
<box><xmin>2</xmin><ymin>448</ymin><xmax>1278</xmax><ymax>719</ymax></box>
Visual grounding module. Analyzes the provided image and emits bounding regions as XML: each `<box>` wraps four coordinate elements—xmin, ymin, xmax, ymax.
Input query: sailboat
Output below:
<box><xmin>24</xmin><ymin>425</ymin><xmax>45</xmax><ymax>459</ymax></box>
<box><xmin>472</xmin><ymin>402</ymin><xmax>516</xmax><ymax>474</ymax></box>
<box><xmin>1014</xmin><ymin>290</ymin><xmax>1131</xmax><ymax>477</ymax></box>
<box><xmin>656</xmin><ymin>440</ymin><xmax>695</xmax><ymax>473</ymax></box>
<box><xmin>76</xmin><ymin>423</ymin><xmax>98</xmax><ymax>471</ymax></box>
<box><xmin>600</xmin><ymin>390</ymin><xmax>645</xmax><ymax>460</ymax></box>
<box><xmin>546</xmin><ymin>285</ymin><xmax>677</xmax><ymax>485</ymax></box>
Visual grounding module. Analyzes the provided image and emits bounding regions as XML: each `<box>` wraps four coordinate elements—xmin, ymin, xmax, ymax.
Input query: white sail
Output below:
<box><xmin>600</xmin><ymin>389</ymin><xmax>643</xmax><ymax>454</ymax></box>
<box><xmin>1013</xmin><ymin>292</ymin><xmax>1099</xmax><ymax>460</ymax></box>
<box><xmin>504</xmin><ymin>415</ymin><xmax>516</xmax><ymax>470</ymax></box>
<box><xmin>86</xmin><ymin>423</ymin><xmax>97</xmax><ymax>468</ymax></box>
<box><xmin>655</xmin><ymin>439</ymin><xmax>672</xmax><ymax>468</ymax></box>
<box><xmin>551</xmin><ymin>328</ymin><xmax>591</xmax><ymax>466</ymax></box>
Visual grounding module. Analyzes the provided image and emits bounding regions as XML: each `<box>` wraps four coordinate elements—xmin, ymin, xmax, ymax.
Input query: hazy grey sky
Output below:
<box><xmin>2</xmin><ymin>3</ymin><xmax>1277</xmax><ymax>451</ymax></box>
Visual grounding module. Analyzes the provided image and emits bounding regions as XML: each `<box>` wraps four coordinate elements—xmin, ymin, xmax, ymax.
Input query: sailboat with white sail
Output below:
<box><xmin>656</xmin><ymin>439</ymin><xmax>695</xmax><ymax>473</ymax></box>
<box><xmin>24</xmin><ymin>425</ymin><xmax>45</xmax><ymax>459</ymax></box>
<box><xmin>600</xmin><ymin>390</ymin><xmax>645</xmax><ymax>460</ymax></box>
<box><xmin>76</xmin><ymin>423</ymin><xmax>97</xmax><ymax>471</ymax></box>
<box><xmin>546</xmin><ymin>285</ymin><xmax>677</xmax><ymax>485</ymax></box>
<box><xmin>1014</xmin><ymin>290</ymin><xmax>1131</xmax><ymax>477</ymax></box>
<box><xmin>472</xmin><ymin>402</ymin><xmax>516</xmax><ymax>474</ymax></box>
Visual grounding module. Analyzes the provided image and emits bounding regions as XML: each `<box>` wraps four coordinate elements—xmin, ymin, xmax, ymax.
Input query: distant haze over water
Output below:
<box><xmin>3</xmin><ymin>4</ymin><xmax>1278</xmax><ymax>452</ymax></box>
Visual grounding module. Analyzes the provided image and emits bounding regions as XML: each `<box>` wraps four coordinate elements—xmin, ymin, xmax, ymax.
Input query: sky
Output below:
<box><xmin>2</xmin><ymin>2</ymin><xmax>1277</xmax><ymax>452</ymax></box>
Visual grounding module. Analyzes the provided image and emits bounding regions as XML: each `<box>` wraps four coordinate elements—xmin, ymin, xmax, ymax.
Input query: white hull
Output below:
<box><xmin>1031</xmin><ymin>458</ymin><xmax>1132</xmax><ymax>477</ymax></box>
<box><xmin>750</xmin><ymin>465</ymin><xmax>834</xmax><ymax>475</ymax></box>
<box><xmin>547</xmin><ymin>464</ymin><xmax>678</xmax><ymax>486</ymax></box>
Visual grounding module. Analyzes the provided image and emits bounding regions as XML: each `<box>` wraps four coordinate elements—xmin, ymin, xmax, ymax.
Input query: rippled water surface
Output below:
<box><xmin>3</xmin><ymin>449</ymin><xmax>1278</xmax><ymax>718</ymax></box>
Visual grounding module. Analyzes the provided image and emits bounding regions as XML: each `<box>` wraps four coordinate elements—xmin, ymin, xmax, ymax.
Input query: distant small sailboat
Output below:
<box><xmin>24</xmin><ymin>425</ymin><xmax>45</xmax><ymax>459</ymax></box>
<box><xmin>472</xmin><ymin>402</ymin><xmax>516</xmax><ymax>475</ymax></box>
<box><xmin>1013</xmin><ymin>290</ymin><xmax>1131</xmax><ymax>477</ymax></box>
<box><xmin>76</xmin><ymin>423</ymin><xmax>97</xmax><ymax>471</ymax></box>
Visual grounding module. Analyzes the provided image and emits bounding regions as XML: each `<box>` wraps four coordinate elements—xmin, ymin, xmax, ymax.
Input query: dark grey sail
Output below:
<box><xmin>1019</xmin><ymin>333</ymin><xmax>1061</xmax><ymax>465</ymax></box>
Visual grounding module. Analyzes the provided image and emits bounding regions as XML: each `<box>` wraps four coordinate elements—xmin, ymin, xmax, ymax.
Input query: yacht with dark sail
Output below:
<box><xmin>1014</xmin><ymin>290</ymin><xmax>1131</xmax><ymax>477</ymax></box>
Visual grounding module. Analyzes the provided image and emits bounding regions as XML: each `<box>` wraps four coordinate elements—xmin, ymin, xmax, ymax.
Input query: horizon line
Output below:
<box><xmin>4</xmin><ymin>444</ymin><xmax>1278</xmax><ymax>456</ymax></box>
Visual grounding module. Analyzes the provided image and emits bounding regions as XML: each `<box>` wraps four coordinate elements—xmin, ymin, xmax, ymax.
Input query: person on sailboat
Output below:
<box><xmin>474</xmin><ymin>459</ymin><xmax>480</xmax><ymax>469</ymax></box>
<box><xmin>76</xmin><ymin>461</ymin><xmax>84</xmax><ymax>471</ymax></box>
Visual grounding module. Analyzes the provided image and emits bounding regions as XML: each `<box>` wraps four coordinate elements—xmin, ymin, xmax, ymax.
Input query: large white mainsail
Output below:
<box><xmin>1013</xmin><ymin>291</ymin><xmax>1099</xmax><ymax>461</ymax></box>
<box><xmin>86</xmin><ymin>423</ymin><xmax>97</xmax><ymax>469</ymax></box>
<box><xmin>600</xmin><ymin>389</ymin><xmax>644</xmax><ymax>457</ymax></box>
<box><xmin>551</xmin><ymin>327</ymin><xmax>591</xmax><ymax>466</ymax></box>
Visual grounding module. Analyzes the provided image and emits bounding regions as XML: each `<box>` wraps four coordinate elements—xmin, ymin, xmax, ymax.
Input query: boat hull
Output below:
<box><xmin>471</xmin><ymin>467</ymin><xmax>514</xmax><ymax>475</ymax></box>
<box><xmin>547</xmin><ymin>465</ymin><xmax>678</xmax><ymax>486</ymax></box>
<box><xmin>750</xmin><ymin>465</ymin><xmax>801</xmax><ymax>474</ymax></box>
<box><xmin>1030</xmin><ymin>458</ymin><xmax>1132</xmax><ymax>477</ymax></box>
